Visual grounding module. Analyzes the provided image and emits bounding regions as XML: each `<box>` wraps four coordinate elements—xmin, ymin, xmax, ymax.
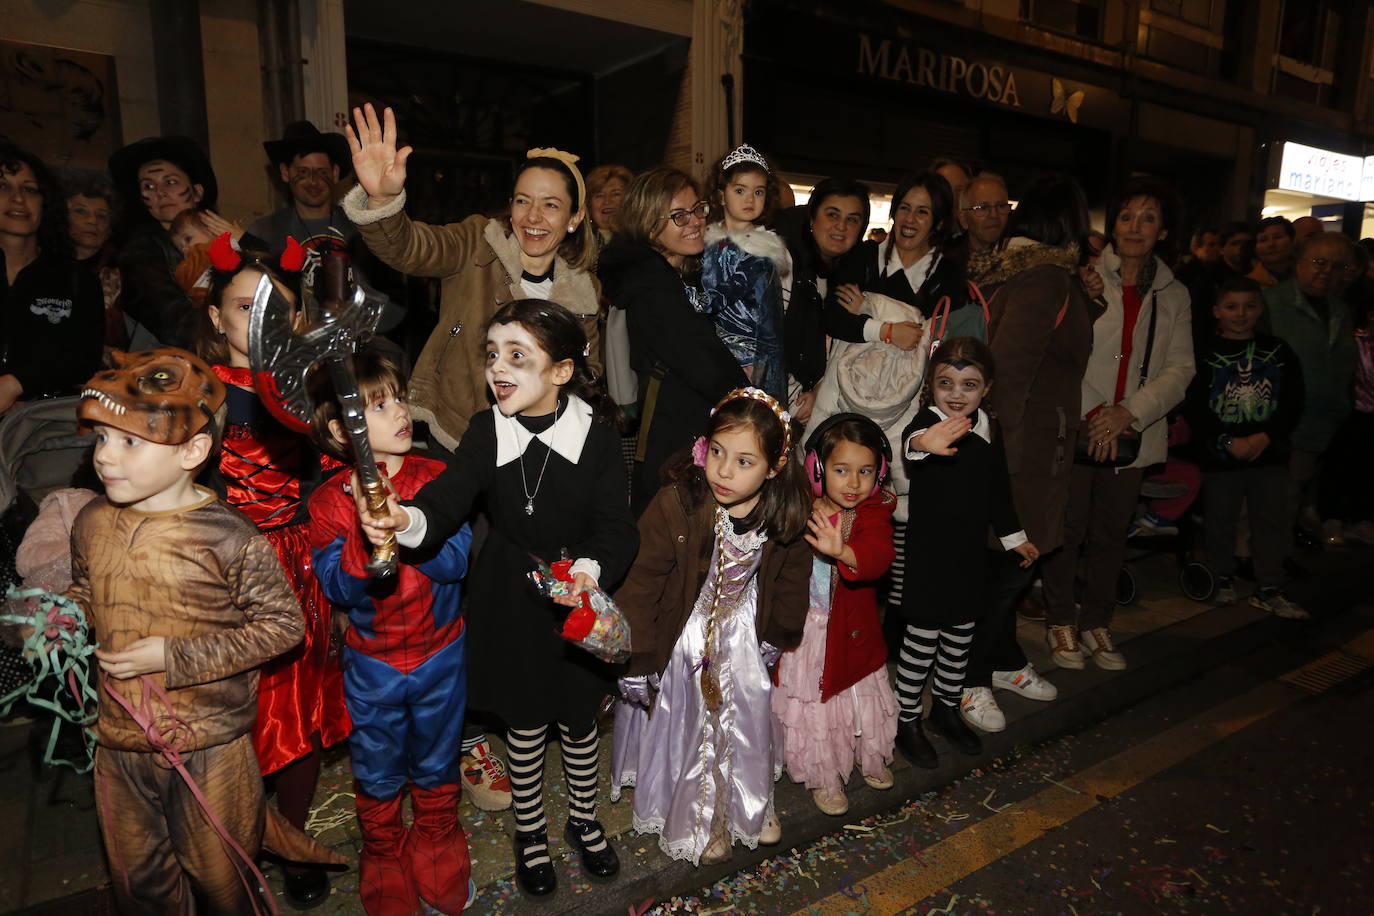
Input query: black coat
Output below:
<box><xmin>830</xmin><ymin>240</ymin><xmax>972</xmax><ymax>320</ymax></box>
<box><xmin>773</xmin><ymin>205</ymin><xmax>870</xmax><ymax>392</ymax></box>
<box><xmin>597</xmin><ymin>237</ymin><xmax>747</xmax><ymax>514</ymax></box>
<box><xmin>116</xmin><ymin>221</ymin><xmax>198</xmax><ymax>348</ymax></box>
<box><xmin>0</xmin><ymin>249</ymin><xmax>103</xmax><ymax>398</ymax></box>
<box><xmin>407</xmin><ymin>404</ymin><xmax>640</xmax><ymax>728</ymax></box>
<box><xmin>899</xmin><ymin>407</ymin><xmax>1022</xmax><ymax>625</ymax></box>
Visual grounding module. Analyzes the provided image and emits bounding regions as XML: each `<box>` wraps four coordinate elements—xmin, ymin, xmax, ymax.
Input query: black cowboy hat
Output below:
<box><xmin>263</xmin><ymin>120</ymin><xmax>351</xmax><ymax>171</ymax></box>
<box><xmin>108</xmin><ymin>135</ymin><xmax>218</xmax><ymax>210</ymax></box>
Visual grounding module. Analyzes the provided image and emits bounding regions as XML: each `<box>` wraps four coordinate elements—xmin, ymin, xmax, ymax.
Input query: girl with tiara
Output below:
<box><xmin>612</xmin><ymin>388</ymin><xmax>812</xmax><ymax>864</ymax></box>
<box><xmin>700</xmin><ymin>144</ymin><xmax>792</xmax><ymax>404</ymax></box>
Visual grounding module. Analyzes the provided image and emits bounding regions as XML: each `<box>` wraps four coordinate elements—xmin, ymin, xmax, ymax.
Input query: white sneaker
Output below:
<box><xmin>959</xmin><ymin>686</ymin><xmax>1006</xmax><ymax>732</ymax></box>
<box><xmin>1249</xmin><ymin>588</ymin><xmax>1310</xmax><ymax>620</ymax></box>
<box><xmin>1046</xmin><ymin>625</ymin><xmax>1085</xmax><ymax>670</ymax></box>
<box><xmin>992</xmin><ymin>664</ymin><xmax>1058</xmax><ymax>701</ymax></box>
<box><xmin>1079</xmin><ymin>628</ymin><xmax>1127</xmax><ymax>670</ymax></box>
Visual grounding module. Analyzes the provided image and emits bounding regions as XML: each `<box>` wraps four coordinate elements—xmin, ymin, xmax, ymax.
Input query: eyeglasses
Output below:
<box><xmin>1302</xmin><ymin>257</ymin><xmax>1354</xmax><ymax>273</ymax></box>
<box><xmin>961</xmin><ymin>202</ymin><xmax>1012</xmax><ymax>214</ymax></box>
<box><xmin>664</xmin><ymin>201</ymin><xmax>709</xmax><ymax>227</ymax></box>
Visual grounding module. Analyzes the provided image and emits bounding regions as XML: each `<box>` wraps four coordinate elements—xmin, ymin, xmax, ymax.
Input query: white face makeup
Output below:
<box><xmin>722</xmin><ymin>169</ymin><xmax>768</xmax><ymax>228</ymax></box>
<box><xmin>509</xmin><ymin>167</ymin><xmax>582</xmax><ymax>263</ymax></box>
<box><xmin>931</xmin><ymin>363</ymin><xmax>989</xmax><ymax>417</ymax></box>
<box><xmin>484</xmin><ymin>321</ymin><xmax>571</xmax><ymax>417</ymax></box>
<box><xmin>821</xmin><ymin>438</ymin><xmax>880</xmax><ymax>510</ymax></box>
<box><xmin>704</xmin><ymin>423</ymin><xmax>775</xmax><ymax>518</ymax></box>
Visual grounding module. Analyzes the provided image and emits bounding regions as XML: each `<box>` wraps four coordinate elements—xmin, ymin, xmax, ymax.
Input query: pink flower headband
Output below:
<box><xmin>692</xmin><ymin>386</ymin><xmax>793</xmax><ymax>467</ymax></box>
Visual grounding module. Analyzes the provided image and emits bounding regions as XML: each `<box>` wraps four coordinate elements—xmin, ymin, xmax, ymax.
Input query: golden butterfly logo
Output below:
<box><xmin>1051</xmin><ymin>78</ymin><xmax>1085</xmax><ymax>124</ymax></box>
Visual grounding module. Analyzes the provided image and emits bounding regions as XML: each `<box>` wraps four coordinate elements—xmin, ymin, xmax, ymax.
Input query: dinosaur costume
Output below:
<box><xmin>71</xmin><ymin>348</ymin><xmax>345</xmax><ymax>915</ymax></box>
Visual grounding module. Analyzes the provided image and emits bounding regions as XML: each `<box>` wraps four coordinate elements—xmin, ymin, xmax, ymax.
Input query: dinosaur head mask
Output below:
<box><xmin>78</xmin><ymin>348</ymin><xmax>227</xmax><ymax>445</ymax></box>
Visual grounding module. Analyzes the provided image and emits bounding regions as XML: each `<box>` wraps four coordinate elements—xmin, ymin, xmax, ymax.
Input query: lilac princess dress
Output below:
<box><xmin>611</xmin><ymin>507</ymin><xmax>777</xmax><ymax>864</ymax></box>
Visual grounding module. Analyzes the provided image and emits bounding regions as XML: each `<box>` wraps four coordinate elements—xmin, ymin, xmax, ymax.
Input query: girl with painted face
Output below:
<box><xmin>194</xmin><ymin>243</ymin><xmax>352</xmax><ymax>908</ymax></box>
<box><xmin>773</xmin><ymin>413</ymin><xmax>900</xmax><ymax>817</ymax></box>
<box><xmin>699</xmin><ymin>144</ymin><xmax>792</xmax><ymax>403</ymax></box>
<box><xmin>611</xmin><ymin>388</ymin><xmax>813</xmax><ymax>866</ymax></box>
<box><xmin>894</xmin><ymin>338</ymin><xmax>1039</xmax><ymax>769</ymax></box>
<box><xmin>354</xmin><ymin>299</ymin><xmax>638</xmax><ymax>901</ymax></box>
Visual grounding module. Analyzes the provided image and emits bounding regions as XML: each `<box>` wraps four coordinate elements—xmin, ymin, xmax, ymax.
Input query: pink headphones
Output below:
<box><xmin>802</xmin><ymin>413</ymin><xmax>891</xmax><ymax>499</ymax></box>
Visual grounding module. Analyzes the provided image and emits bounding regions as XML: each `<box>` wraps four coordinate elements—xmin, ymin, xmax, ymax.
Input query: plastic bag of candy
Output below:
<box><xmin>527</xmin><ymin>555</ymin><xmax>632</xmax><ymax>664</ymax></box>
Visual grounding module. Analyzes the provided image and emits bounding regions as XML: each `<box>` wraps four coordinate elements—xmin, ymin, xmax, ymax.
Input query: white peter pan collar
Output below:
<box><xmin>493</xmin><ymin>394</ymin><xmax>594</xmax><ymax>467</ymax></box>
<box><xmin>928</xmin><ymin>405</ymin><xmax>992</xmax><ymax>443</ymax></box>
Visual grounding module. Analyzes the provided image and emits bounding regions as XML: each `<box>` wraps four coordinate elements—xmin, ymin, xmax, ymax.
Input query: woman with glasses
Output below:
<box><xmin>597</xmin><ymin>167</ymin><xmax>748</xmax><ymax>513</ymax></box>
<box><xmin>343</xmin><ymin>103</ymin><xmax>602</xmax><ymax>455</ymax></box>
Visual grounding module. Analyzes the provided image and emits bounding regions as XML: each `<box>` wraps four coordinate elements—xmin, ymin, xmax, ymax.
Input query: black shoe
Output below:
<box><xmin>1284</xmin><ymin>557</ymin><xmax>1312</xmax><ymax>581</ymax></box>
<box><xmin>895</xmin><ymin>718</ymin><xmax>938</xmax><ymax>768</ymax></box>
<box><xmin>926</xmin><ymin>702</ymin><xmax>983</xmax><ymax>756</ymax></box>
<box><xmin>565</xmin><ymin>817</ymin><xmax>620</xmax><ymax>880</ymax></box>
<box><xmin>514</xmin><ymin>829</ymin><xmax>557</xmax><ymax>897</ymax></box>
<box><xmin>282</xmin><ymin>867</ymin><xmax>330</xmax><ymax>911</ymax></box>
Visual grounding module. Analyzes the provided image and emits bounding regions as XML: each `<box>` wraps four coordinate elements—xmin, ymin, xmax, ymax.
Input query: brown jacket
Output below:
<box><xmin>978</xmin><ymin>242</ymin><xmax>1096</xmax><ymax>553</ymax></box>
<box><xmin>614</xmin><ymin>484</ymin><xmax>812</xmax><ymax>678</ymax></box>
<box><xmin>69</xmin><ymin>489</ymin><xmax>304</xmax><ymax>753</ymax></box>
<box><xmin>344</xmin><ymin>187</ymin><xmax>602</xmax><ymax>449</ymax></box>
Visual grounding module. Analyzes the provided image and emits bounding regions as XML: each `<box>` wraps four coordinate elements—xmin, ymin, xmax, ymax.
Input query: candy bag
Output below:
<box><xmin>527</xmin><ymin>555</ymin><xmax>632</xmax><ymax>664</ymax></box>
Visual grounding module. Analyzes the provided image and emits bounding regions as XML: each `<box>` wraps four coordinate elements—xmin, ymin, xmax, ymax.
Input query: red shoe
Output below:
<box><xmin>355</xmin><ymin>790</ymin><xmax>422</xmax><ymax>916</ymax></box>
<box><xmin>406</xmin><ymin>783</ymin><xmax>473</xmax><ymax>914</ymax></box>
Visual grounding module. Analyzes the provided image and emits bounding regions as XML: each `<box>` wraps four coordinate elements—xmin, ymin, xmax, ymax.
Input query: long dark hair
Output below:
<box><xmin>0</xmin><ymin>142</ymin><xmax>71</xmax><ymax>258</ymax></box>
<box><xmin>196</xmin><ymin>252</ymin><xmax>301</xmax><ymax>365</ymax></box>
<box><xmin>666</xmin><ymin>395</ymin><xmax>810</xmax><ymax>543</ymax></box>
<box><xmin>883</xmin><ymin>171</ymin><xmax>955</xmax><ymax>266</ymax></box>
<box><xmin>1006</xmin><ymin>174</ymin><xmax>1089</xmax><ymax>249</ymax></box>
<box><xmin>484</xmin><ymin>298</ymin><xmax>618</xmax><ymax>426</ymax></box>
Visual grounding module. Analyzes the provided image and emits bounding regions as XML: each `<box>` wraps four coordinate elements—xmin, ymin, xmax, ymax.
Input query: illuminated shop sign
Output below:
<box><xmin>1277</xmin><ymin>141</ymin><xmax>1363</xmax><ymax>201</ymax></box>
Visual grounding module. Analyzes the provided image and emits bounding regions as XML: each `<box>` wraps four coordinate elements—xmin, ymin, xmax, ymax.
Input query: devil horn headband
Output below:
<box><xmin>208</xmin><ymin>232</ymin><xmax>240</xmax><ymax>272</ymax></box>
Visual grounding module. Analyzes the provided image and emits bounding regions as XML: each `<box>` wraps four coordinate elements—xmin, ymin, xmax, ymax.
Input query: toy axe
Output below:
<box><xmin>247</xmin><ymin>253</ymin><xmax>398</xmax><ymax>577</ymax></box>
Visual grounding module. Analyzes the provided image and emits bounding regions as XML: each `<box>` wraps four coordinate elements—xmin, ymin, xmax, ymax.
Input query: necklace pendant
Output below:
<box><xmin>525</xmin><ymin>499</ymin><xmax>535</xmax><ymax>516</ymax></box>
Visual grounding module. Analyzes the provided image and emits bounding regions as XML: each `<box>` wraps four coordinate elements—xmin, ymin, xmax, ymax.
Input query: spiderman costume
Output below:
<box><xmin>309</xmin><ymin>453</ymin><xmax>474</xmax><ymax>915</ymax></box>
<box><xmin>212</xmin><ymin>365</ymin><xmax>351</xmax><ymax>773</ymax></box>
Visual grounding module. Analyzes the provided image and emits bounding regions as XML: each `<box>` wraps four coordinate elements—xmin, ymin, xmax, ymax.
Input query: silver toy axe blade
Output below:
<box><xmin>247</xmin><ymin>271</ymin><xmax>398</xmax><ymax>577</ymax></box>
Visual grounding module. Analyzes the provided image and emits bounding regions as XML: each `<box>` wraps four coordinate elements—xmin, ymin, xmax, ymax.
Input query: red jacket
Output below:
<box><xmin>819</xmin><ymin>488</ymin><xmax>896</xmax><ymax>701</ymax></box>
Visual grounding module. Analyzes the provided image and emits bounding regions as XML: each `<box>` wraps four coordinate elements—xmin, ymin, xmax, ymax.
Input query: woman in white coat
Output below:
<box><xmin>1041</xmin><ymin>177</ymin><xmax>1195</xmax><ymax>672</ymax></box>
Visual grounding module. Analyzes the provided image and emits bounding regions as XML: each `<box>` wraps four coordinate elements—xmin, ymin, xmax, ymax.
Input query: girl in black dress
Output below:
<box><xmin>356</xmin><ymin>299</ymin><xmax>639</xmax><ymax>899</ymax></box>
<box><xmin>894</xmin><ymin>337</ymin><xmax>1040</xmax><ymax>768</ymax></box>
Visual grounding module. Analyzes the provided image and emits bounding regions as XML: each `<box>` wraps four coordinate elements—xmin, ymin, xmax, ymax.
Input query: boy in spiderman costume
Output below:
<box><xmin>307</xmin><ymin>350</ymin><xmax>476</xmax><ymax>915</ymax></box>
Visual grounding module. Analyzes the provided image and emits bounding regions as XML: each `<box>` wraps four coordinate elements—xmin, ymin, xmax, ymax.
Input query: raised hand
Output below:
<box><xmin>346</xmin><ymin>103</ymin><xmax>412</xmax><ymax>204</ymax></box>
<box><xmin>911</xmin><ymin>416</ymin><xmax>972</xmax><ymax>456</ymax></box>
<box><xmin>199</xmin><ymin>210</ymin><xmax>244</xmax><ymax>243</ymax></box>
<box><xmin>804</xmin><ymin>507</ymin><xmax>845</xmax><ymax>559</ymax></box>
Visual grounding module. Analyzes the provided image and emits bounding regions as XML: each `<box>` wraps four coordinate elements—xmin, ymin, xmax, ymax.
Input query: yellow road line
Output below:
<box><xmin>794</xmin><ymin>674</ymin><xmax>1311</xmax><ymax>915</ymax></box>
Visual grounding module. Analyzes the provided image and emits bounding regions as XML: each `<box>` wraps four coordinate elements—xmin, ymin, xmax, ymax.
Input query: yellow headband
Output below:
<box><xmin>712</xmin><ymin>387</ymin><xmax>794</xmax><ymax>457</ymax></box>
<box><xmin>526</xmin><ymin>147</ymin><xmax>586</xmax><ymax>216</ymax></box>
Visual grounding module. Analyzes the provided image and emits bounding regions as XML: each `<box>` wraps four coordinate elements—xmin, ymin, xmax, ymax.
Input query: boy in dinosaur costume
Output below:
<box><xmin>70</xmin><ymin>347</ymin><xmax>346</xmax><ymax>914</ymax></box>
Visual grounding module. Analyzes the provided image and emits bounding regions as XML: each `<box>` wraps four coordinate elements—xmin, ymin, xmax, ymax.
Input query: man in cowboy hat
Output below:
<box><xmin>249</xmin><ymin>121</ymin><xmax>404</xmax><ymax>334</ymax></box>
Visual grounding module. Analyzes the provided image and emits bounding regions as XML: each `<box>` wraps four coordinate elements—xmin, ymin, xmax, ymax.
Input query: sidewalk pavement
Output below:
<box><xmin>2</xmin><ymin>544</ymin><xmax>1368</xmax><ymax>915</ymax></box>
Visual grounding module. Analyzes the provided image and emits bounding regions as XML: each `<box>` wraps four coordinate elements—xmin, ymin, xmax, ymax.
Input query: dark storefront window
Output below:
<box><xmin>1019</xmin><ymin>0</ymin><xmax>1104</xmax><ymax>42</ymax></box>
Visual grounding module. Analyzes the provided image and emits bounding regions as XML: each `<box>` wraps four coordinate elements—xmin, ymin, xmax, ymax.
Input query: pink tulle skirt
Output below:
<box><xmin>772</xmin><ymin>603</ymin><xmax>898</xmax><ymax>792</ymax></box>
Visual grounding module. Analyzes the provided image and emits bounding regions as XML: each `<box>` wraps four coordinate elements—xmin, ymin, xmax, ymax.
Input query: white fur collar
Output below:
<box><xmin>492</xmin><ymin>394</ymin><xmax>593</xmax><ymax>466</ymax></box>
<box><xmin>705</xmin><ymin>222</ymin><xmax>792</xmax><ymax>280</ymax></box>
<box><xmin>480</xmin><ymin>219</ymin><xmax>600</xmax><ymax>318</ymax></box>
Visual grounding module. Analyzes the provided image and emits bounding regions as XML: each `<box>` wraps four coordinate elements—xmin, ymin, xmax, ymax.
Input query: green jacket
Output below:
<box><xmin>1262</xmin><ymin>277</ymin><xmax>1356</xmax><ymax>452</ymax></box>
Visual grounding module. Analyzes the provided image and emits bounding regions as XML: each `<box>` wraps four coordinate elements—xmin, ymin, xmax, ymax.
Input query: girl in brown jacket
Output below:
<box><xmin>611</xmin><ymin>388</ymin><xmax>812</xmax><ymax>865</ymax></box>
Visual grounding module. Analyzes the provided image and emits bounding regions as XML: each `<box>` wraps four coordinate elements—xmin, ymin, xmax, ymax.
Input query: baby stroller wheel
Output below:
<box><xmin>1115</xmin><ymin>566</ymin><xmax>1137</xmax><ymax>606</ymax></box>
<box><xmin>1179</xmin><ymin>561</ymin><xmax>1214</xmax><ymax>602</ymax></box>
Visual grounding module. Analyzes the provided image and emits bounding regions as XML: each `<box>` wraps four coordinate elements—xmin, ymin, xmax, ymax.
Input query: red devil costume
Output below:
<box><xmin>309</xmin><ymin>455</ymin><xmax>474</xmax><ymax>915</ymax></box>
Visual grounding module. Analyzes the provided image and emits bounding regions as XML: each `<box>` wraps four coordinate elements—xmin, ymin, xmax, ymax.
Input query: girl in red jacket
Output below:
<box><xmin>773</xmin><ymin>413</ymin><xmax>898</xmax><ymax>816</ymax></box>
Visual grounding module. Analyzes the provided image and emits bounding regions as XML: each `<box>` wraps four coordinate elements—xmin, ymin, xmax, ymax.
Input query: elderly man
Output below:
<box><xmin>958</xmin><ymin>173</ymin><xmax>1011</xmax><ymax>255</ymax></box>
<box><xmin>1263</xmin><ymin>231</ymin><xmax>1358</xmax><ymax>552</ymax></box>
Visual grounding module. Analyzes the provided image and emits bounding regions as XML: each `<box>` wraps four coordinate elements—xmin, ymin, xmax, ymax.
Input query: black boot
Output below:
<box><xmin>513</xmin><ymin>829</ymin><xmax>557</xmax><ymax>897</ymax></box>
<box><xmin>895</xmin><ymin>718</ymin><xmax>937</xmax><ymax>769</ymax></box>
<box><xmin>565</xmin><ymin>817</ymin><xmax>620</xmax><ymax>880</ymax></box>
<box><xmin>282</xmin><ymin>867</ymin><xmax>330</xmax><ymax>911</ymax></box>
<box><xmin>927</xmin><ymin>701</ymin><xmax>983</xmax><ymax>756</ymax></box>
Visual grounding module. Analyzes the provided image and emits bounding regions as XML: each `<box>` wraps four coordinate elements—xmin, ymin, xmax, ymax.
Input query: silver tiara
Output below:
<box><xmin>721</xmin><ymin>143</ymin><xmax>769</xmax><ymax>173</ymax></box>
